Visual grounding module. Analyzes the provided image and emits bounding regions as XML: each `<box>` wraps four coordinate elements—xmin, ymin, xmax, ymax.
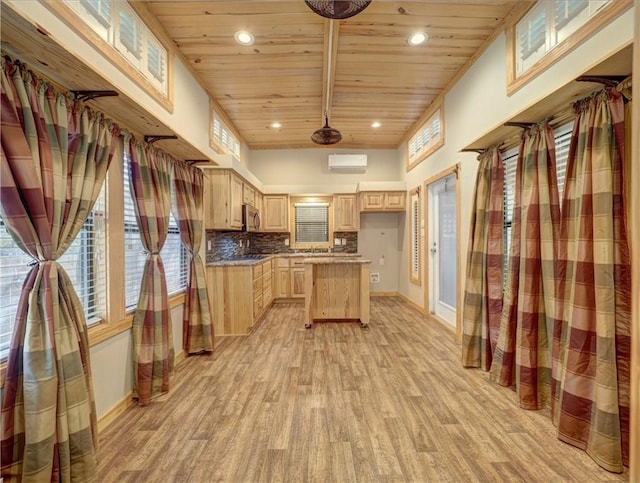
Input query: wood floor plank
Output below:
<box><xmin>96</xmin><ymin>297</ymin><xmax>629</xmax><ymax>482</ymax></box>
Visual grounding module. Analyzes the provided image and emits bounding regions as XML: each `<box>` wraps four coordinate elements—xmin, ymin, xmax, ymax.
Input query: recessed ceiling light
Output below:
<box><xmin>408</xmin><ymin>32</ymin><xmax>428</xmax><ymax>46</ymax></box>
<box><xmin>270</xmin><ymin>122</ymin><xmax>282</xmax><ymax>129</ymax></box>
<box><xmin>371</xmin><ymin>121</ymin><xmax>382</xmax><ymax>128</ymax></box>
<box><xmin>234</xmin><ymin>31</ymin><xmax>254</xmax><ymax>45</ymax></box>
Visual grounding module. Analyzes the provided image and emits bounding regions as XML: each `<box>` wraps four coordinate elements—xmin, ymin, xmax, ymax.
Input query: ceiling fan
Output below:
<box><xmin>306</xmin><ymin>1</ymin><xmax>372</xmax><ymax>145</ymax></box>
<box><xmin>304</xmin><ymin>0</ymin><xmax>372</xmax><ymax>20</ymax></box>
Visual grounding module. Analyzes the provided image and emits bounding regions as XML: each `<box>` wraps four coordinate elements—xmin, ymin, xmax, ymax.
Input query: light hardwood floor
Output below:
<box><xmin>96</xmin><ymin>297</ymin><xmax>628</xmax><ymax>482</ymax></box>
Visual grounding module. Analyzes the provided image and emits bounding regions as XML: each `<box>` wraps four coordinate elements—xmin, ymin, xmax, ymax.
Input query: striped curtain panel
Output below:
<box><xmin>172</xmin><ymin>162</ymin><xmax>213</xmax><ymax>353</ymax></box>
<box><xmin>490</xmin><ymin>122</ymin><xmax>560</xmax><ymax>410</ymax></box>
<box><xmin>127</xmin><ymin>137</ymin><xmax>174</xmax><ymax>406</ymax></box>
<box><xmin>551</xmin><ymin>89</ymin><xmax>631</xmax><ymax>473</ymax></box>
<box><xmin>461</xmin><ymin>147</ymin><xmax>504</xmax><ymax>370</ymax></box>
<box><xmin>1</xmin><ymin>58</ymin><xmax>120</xmax><ymax>480</ymax></box>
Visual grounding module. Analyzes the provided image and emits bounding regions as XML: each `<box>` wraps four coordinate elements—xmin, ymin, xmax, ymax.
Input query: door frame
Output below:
<box><xmin>423</xmin><ymin>164</ymin><xmax>462</xmax><ymax>341</ymax></box>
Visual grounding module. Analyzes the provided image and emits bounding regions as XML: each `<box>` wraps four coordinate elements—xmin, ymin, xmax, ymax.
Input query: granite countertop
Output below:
<box><xmin>207</xmin><ymin>252</ymin><xmax>361</xmax><ymax>266</ymax></box>
<box><xmin>302</xmin><ymin>257</ymin><xmax>371</xmax><ymax>265</ymax></box>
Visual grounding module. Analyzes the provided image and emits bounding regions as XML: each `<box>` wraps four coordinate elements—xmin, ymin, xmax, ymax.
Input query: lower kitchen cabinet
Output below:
<box><xmin>207</xmin><ymin>259</ymin><xmax>273</xmax><ymax>335</ymax></box>
<box><xmin>290</xmin><ymin>259</ymin><xmax>306</xmax><ymax>298</ymax></box>
<box><xmin>274</xmin><ymin>258</ymin><xmax>290</xmax><ymax>298</ymax></box>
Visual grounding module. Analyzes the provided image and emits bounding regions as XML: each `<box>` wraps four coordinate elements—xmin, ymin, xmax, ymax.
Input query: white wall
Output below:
<box><xmin>399</xmin><ymin>9</ymin><xmax>634</xmax><ymax>309</ymax></box>
<box><xmin>247</xmin><ymin>148</ymin><xmax>402</xmax><ymax>193</ymax></box>
<box><xmin>358</xmin><ymin>213</ymin><xmax>404</xmax><ymax>293</ymax></box>
<box><xmin>90</xmin><ymin>305</ymin><xmax>184</xmax><ymax>418</ymax></box>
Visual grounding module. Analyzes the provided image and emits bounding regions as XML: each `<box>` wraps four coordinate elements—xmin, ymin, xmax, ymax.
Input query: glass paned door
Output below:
<box><xmin>428</xmin><ymin>173</ymin><xmax>457</xmax><ymax>327</ymax></box>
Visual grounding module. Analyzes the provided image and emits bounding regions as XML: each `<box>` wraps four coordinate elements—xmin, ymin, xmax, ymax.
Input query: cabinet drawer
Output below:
<box><xmin>253</xmin><ymin>277</ymin><xmax>262</xmax><ymax>294</ymax></box>
<box><xmin>291</xmin><ymin>259</ymin><xmax>305</xmax><ymax>267</ymax></box>
<box><xmin>253</xmin><ymin>294</ymin><xmax>263</xmax><ymax>317</ymax></box>
<box><xmin>253</xmin><ymin>264</ymin><xmax>263</xmax><ymax>279</ymax></box>
<box><xmin>261</xmin><ymin>259</ymin><xmax>272</xmax><ymax>272</ymax></box>
<box><xmin>263</xmin><ymin>287</ymin><xmax>272</xmax><ymax>304</ymax></box>
<box><xmin>263</xmin><ymin>270</ymin><xmax>272</xmax><ymax>284</ymax></box>
<box><xmin>275</xmin><ymin>257</ymin><xmax>289</xmax><ymax>268</ymax></box>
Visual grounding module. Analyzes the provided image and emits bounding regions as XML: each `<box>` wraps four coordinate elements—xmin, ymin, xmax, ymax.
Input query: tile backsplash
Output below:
<box><xmin>206</xmin><ymin>231</ymin><xmax>358</xmax><ymax>262</ymax></box>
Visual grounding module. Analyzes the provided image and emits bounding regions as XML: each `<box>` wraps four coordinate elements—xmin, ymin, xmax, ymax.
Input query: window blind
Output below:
<box><xmin>147</xmin><ymin>40</ymin><xmax>165</xmax><ymax>83</ymax></box>
<box><xmin>519</xmin><ymin>8</ymin><xmax>547</xmax><ymax>60</ymax></box>
<box><xmin>123</xmin><ymin>153</ymin><xmax>147</xmax><ymax>309</ymax></box>
<box><xmin>294</xmin><ymin>203</ymin><xmax>329</xmax><ymax>244</ymax></box>
<box><xmin>554</xmin><ymin>122</ymin><xmax>573</xmax><ymax>205</ymax></box>
<box><xmin>163</xmin><ymin>214</ymin><xmax>188</xmax><ymax>296</ymax></box>
<box><xmin>502</xmin><ymin>147</ymin><xmax>518</xmax><ymax>288</ymax></box>
<box><xmin>118</xmin><ymin>6</ymin><xmax>141</xmax><ymax>59</ymax></box>
<box><xmin>80</xmin><ymin>0</ymin><xmax>111</xmax><ymax>27</ymax></box>
<box><xmin>410</xmin><ymin>192</ymin><xmax>420</xmax><ymax>280</ymax></box>
<box><xmin>555</xmin><ymin>0</ymin><xmax>588</xmax><ymax>27</ymax></box>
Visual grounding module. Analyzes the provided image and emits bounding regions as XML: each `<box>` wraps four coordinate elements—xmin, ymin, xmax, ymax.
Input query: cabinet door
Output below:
<box><xmin>230</xmin><ymin>173</ymin><xmax>244</xmax><ymax>229</ymax></box>
<box><xmin>275</xmin><ymin>267</ymin><xmax>290</xmax><ymax>298</ymax></box>
<box><xmin>334</xmin><ymin>194</ymin><xmax>359</xmax><ymax>231</ymax></box>
<box><xmin>263</xmin><ymin>195</ymin><xmax>289</xmax><ymax>232</ymax></box>
<box><xmin>243</xmin><ymin>183</ymin><xmax>256</xmax><ymax>207</ymax></box>
<box><xmin>385</xmin><ymin>191</ymin><xmax>406</xmax><ymax>211</ymax></box>
<box><xmin>360</xmin><ymin>192</ymin><xmax>385</xmax><ymax>211</ymax></box>
<box><xmin>290</xmin><ymin>267</ymin><xmax>305</xmax><ymax>298</ymax></box>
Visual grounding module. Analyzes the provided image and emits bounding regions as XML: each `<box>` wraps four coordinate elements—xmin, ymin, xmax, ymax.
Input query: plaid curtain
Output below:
<box><xmin>1</xmin><ymin>58</ymin><xmax>119</xmax><ymax>480</ymax></box>
<box><xmin>172</xmin><ymin>162</ymin><xmax>213</xmax><ymax>353</ymax></box>
<box><xmin>490</xmin><ymin>122</ymin><xmax>560</xmax><ymax>410</ymax></box>
<box><xmin>551</xmin><ymin>89</ymin><xmax>630</xmax><ymax>473</ymax></box>
<box><xmin>127</xmin><ymin>137</ymin><xmax>174</xmax><ymax>406</ymax></box>
<box><xmin>461</xmin><ymin>147</ymin><xmax>504</xmax><ymax>370</ymax></box>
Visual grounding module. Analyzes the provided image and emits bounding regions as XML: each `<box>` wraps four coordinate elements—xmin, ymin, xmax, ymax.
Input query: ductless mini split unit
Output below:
<box><xmin>328</xmin><ymin>154</ymin><xmax>367</xmax><ymax>172</ymax></box>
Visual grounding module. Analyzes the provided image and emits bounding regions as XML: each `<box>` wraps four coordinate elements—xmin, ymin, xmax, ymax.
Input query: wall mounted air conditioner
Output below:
<box><xmin>328</xmin><ymin>154</ymin><xmax>367</xmax><ymax>172</ymax></box>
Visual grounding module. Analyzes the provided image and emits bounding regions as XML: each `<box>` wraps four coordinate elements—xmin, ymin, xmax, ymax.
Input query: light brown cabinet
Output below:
<box><xmin>207</xmin><ymin>259</ymin><xmax>274</xmax><ymax>336</ymax></box>
<box><xmin>359</xmin><ymin>191</ymin><xmax>406</xmax><ymax>213</ymax></box>
<box><xmin>334</xmin><ymin>194</ymin><xmax>359</xmax><ymax>231</ymax></box>
<box><xmin>262</xmin><ymin>195</ymin><xmax>289</xmax><ymax>232</ymax></box>
<box><xmin>205</xmin><ymin>170</ymin><xmax>243</xmax><ymax>230</ymax></box>
<box><xmin>243</xmin><ymin>183</ymin><xmax>256</xmax><ymax>207</ymax></box>
<box><xmin>290</xmin><ymin>259</ymin><xmax>305</xmax><ymax>298</ymax></box>
<box><xmin>274</xmin><ymin>258</ymin><xmax>290</xmax><ymax>298</ymax></box>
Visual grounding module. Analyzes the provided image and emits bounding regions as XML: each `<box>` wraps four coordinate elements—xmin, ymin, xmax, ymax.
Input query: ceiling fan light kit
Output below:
<box><xmin>304</xmin><ymin>0</ymin><xmax>372</xmax><ymax>20</ymax></box>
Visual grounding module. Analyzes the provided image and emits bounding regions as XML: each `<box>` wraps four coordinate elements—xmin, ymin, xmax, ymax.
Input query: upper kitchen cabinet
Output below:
<box><xmin>262</xmin><ymin>195</ymin><xmax>289</xmax><ymax>232</ymax></box>
<box><xmin>334</xmin><ymin>194</ymin><xmax>359</xmax><ymax>231</ymax></box>
<box><xmin>360</xmin><ymin>191</ymin><xmax>406</xmax><ymax>213</ymax></box>
<box><xmin>204</xmin><ymin>169</ymin><xmax>243</xmax><ymax>230</ymax></box>
<box><xmin>243</xmin><ymin>182</ymin><xmax>257</xmax><ymax>207</ymax></box>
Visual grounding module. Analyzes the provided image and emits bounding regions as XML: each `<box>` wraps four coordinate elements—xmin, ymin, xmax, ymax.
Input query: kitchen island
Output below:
<box><xmin>303</xmin><ymin>257</ymin><xmax>372</xmax><ymax>328</ymax></box>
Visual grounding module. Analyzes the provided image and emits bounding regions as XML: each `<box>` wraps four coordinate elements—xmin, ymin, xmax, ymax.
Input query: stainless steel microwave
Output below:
<box><xmin>242</xmin><ymin>204</ymin><xmax>260</xmax><ymax>232</ymax></box>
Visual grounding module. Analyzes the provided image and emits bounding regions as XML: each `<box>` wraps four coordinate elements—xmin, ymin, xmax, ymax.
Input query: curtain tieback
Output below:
<box><xmin>28</xmin><ymin>259</ymin><xmax>57</xmax><ymax>266</ymax></box>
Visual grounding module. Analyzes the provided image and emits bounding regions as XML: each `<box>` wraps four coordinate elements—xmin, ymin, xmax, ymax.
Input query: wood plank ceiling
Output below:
<box><xmin>143</xmin><ymin>1</ymin><xmax>524</xmax><ymax>150</ymax></box>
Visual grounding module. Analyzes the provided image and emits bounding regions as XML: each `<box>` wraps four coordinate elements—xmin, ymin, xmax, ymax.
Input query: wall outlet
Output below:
<box><xmin>284</xmin><ymin>238</ymin><xmax>290</xmax><ymax>246</ymax></box>
<box><xmin>239</xmin><ymin>240</ymin><xmax>243</xmax><ymax>248</ymax></box>
<box><xmin>247</xmin><ymin>239</ymin><xmax>250</xmax><ymax>248</ymax></box>
<box><xmin>370</xmin><ymin>273</ymin><xmax>380</xmax><ymax>284</ymax></box>
<box><xmin>207</xmin><ymin>240</ymin><xmax>212</xmax><ymax>251</ymax></box>
<box><xmin>379</xmin><ymin>256</ymin><xmax>385</xmax><ymax>266</ymax></box>
<box><xmin>334</xmin><ymin>238</ymin><xmax>341</xmax><ymax>246</ymax></box>
<box><xmin>341</xmin><ymin>238</ymin><xmax>347</xmax><ymax>245</ymax></box>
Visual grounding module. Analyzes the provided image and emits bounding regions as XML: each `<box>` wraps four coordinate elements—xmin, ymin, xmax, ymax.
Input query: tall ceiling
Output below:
<box><xmin>142</xmin><ymin>1</ymin><xmax>526</xmax><ymax>150</ymax></box>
